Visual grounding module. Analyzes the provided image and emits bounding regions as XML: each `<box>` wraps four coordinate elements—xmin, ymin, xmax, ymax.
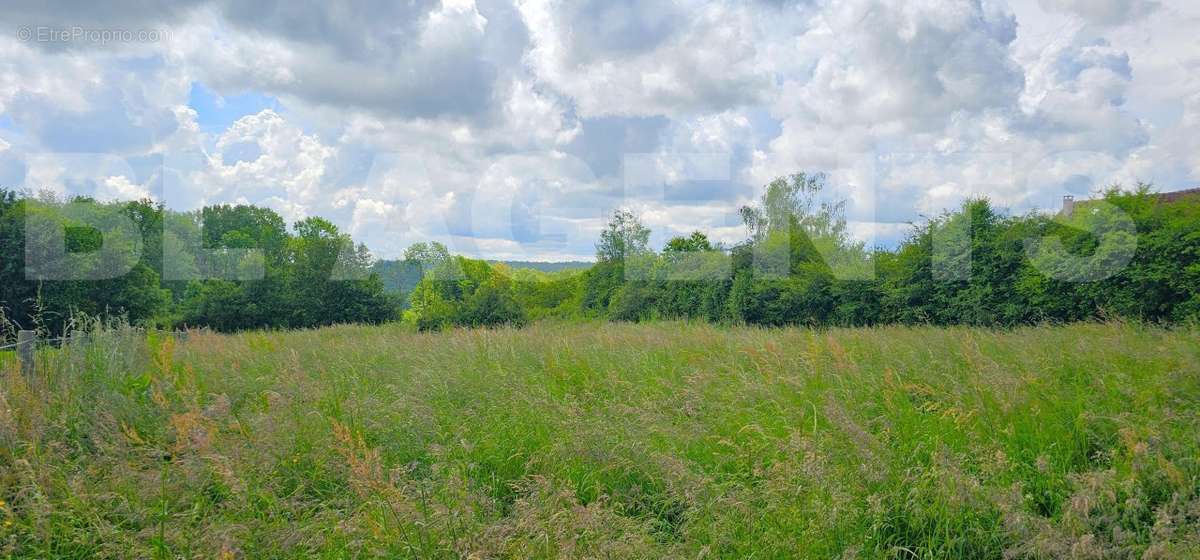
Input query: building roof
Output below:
<box><xmin>1060</xmin><ymin>187</ymin><xmax>1200</xmax><ymax>216</ymax></box>
<box><xmin>1153</xmin><ymin>187</ymin><xmax>1200</xmax><ymax>203</ymax></box>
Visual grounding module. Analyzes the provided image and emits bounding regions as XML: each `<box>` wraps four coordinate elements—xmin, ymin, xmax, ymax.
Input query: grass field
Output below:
<box><xmin>1</xmin><ymin>322</ymin><xmax>1198</xmax><ymax>558</ymax></box>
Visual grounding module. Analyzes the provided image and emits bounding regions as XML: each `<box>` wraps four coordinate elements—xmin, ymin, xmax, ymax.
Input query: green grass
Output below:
<box><xmin>1</xmin><ymin>321</ymin><xmax>1198</xmax><ymax>558</ymax></box>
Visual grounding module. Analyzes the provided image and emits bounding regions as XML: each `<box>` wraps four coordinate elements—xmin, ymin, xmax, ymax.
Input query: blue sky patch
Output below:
<box><xmin>187</xmin><ymin>82</ymin><xmax>282</xmax><ymax>134</ymax></box>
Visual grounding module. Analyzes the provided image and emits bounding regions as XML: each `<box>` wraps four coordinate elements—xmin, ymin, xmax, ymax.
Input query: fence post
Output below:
<box><xmin>17</xmin><ymin>330</ymin><xmax>35</xmax><ymax>378</ymax></box>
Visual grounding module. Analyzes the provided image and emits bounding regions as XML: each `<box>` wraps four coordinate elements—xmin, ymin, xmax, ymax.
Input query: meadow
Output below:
<box><xmin>0</xmin><ymin>321</ymin><xmax>1197</xmax><ymax>558</ymax></box>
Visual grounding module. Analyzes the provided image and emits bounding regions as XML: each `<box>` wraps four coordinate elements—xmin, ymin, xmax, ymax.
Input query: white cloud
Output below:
<box><xmin>194</xmin><ymin>110</ymin><xmax>334</xmax><ymax>221</ymax></box>
<box><xmin>1037</xmin><ymin>0</ymin><xmax>1159</xmax><ymax>26</ymax></box>
<box><xmin>2</xmin><ymin>0</ymin><xmax>1197</xmax><ymax>260</ymax></box>
<box><xmin>97</xmin><ymin>174</ymin><xmax>154</xmax><ymax>201</ymax></box>
<box><xmin>750</xmin><ymin>0</ymin><xmax>1191</xmax><ymax>233</ymax></box>
<box><xmin>517</xmin><ymin>0</ymin><xmax>774</xmax><ymax>117</ymax></box>
<box><xmin>171</xmin><ymin>1</ymin><xmax>506</xmax><ymax>120</ymax></box>
<box><xmin>0</xmin><ymin>38</ymin><xmax>98</xmax><ymax>115</ymax></box>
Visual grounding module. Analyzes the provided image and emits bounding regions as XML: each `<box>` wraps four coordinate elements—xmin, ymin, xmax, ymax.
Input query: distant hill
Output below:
<box><xmin>491</xmin><ymin>260</ymin><xmax>592</xmax><ymax>273</ymax></box>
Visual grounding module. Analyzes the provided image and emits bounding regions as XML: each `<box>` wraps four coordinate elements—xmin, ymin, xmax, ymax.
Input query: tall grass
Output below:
<box><xmin>1</xmin><ymin>321</ymin><xmax>1197</xmax><ymax>558</ymax></box>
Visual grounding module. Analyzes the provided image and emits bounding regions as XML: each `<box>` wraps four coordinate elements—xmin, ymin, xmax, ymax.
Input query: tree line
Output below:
<box><xmin>0</xmin><ymin>190</ymin><xmax>395</xmax><ymax>337</ymax></box>
<box><xmin>1</xmin><ymin>173</ymin><xmax>1197</xmax><ymax>338</ymax></box>
<box><xmin>401</xmin><ymin>173</ymin><xmax>1199</xmax><ymax>329</ymax></box>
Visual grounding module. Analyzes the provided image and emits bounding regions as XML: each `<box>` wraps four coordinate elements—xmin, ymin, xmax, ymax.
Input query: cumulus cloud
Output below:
<box><xmin>1037</xmin><ymin>0</ymin><xmax>1159</xmax><ymax>26</ymax></box>
<box><xmin>751</xmin><ymin>0</ymin><xmax>1183</xmax><ymax>237</ymax></box>
<box><xmin>96</xmin><ymin>174</ymin><xmax>154</xmax><ymax>201</ymax></box>
<box><xmin>193</xmin><ymin>110</ymin><xmax>335</xmax><ymax>219</ymax></box>
<box><xmin>3</xmin><ymin>0</ymin><xmax>204</xmax><ymax>28</ymax></box>
<box><xmin>2</xmin><ymin>0</ymin><xmax>1197</xmax><ymax>259</ymax></box>
<box><xmin>789</xmin><ymin>0</ymin><xmax>1023</xmax><ymax>129</ymax></box>
<box><xmin>172</xmin><ymin>2</ymin><xmax>505</xmax><ymax>120</ymax></box>
<box><xmin>517</xmin><ymin>0</ymin><xmax>774</xmax><ymax>117</ymax></box>
<box><xmin>0</xmin><ymin>37</ymin><xmax>103</xmax><ymax>115</ymax></box>
<box><xmin>745</xmin><ymin>0</ymin><xmax>1027</xmax><ymax>230</ymax></box>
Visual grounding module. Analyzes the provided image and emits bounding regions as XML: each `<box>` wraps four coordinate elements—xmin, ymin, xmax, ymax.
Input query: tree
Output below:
<box><xmin>460</xmin><ymin>282</ymin><xmax>526</xmax><ymax>328</ymax></box>
<box><xmin>0</xmin><ymin>194</ymin><xmax>171</xmax><ymax>334</ymax></box>
<box><xmin>596</xmin><ymin>209</ymin><xmax>651</xmax><ymax>263</ymax></box>
<box><xmin>739</xmin><ymin>172</ymin><xmax>846</xmax><ymax>242</ymax></box>
<box><xmin>737</xmin><ymin>172</ymin><xmax>868</xmax><ymax>279</ymax></box>
<box><xmin>663</xmin><ymin>231</ymin><xmax>713</xmax><ymax>254</ymax></box>
<box><xmin>287</xmin><ymin>217</ymin><xmax>396</xmax><ymax>328</ymax></box>
<box><xmin>403</xmin><ymin>241</ymin><xmax>451</xmax><ymax>270</ymax></box>
<box><xmin>405</xmin><ymin>256</ymin><xmax>525</xmax><ymax>330</ymax></box>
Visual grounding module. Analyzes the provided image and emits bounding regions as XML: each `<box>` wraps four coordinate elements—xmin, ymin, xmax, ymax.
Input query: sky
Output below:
<box><xmin>1</xmin><ymin>0</ymin><xmax>1197</xmax><ymax>261</ymax></box>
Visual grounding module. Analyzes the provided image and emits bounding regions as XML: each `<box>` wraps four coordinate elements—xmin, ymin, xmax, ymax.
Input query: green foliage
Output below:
<box><xmin>0</xmin><ymin>191</ymin><xmax>396</xmax><ymax>336</ymax></box>
<box><xmin>201</xmin><ymin>204</ymin><xmax>288</xmax><ymax>257</ymax></box>
<box><xmin>510</xmin><ymin>267</ymin><xmax>584</xmax><ymax>320</ymax></box>
<box><xmin>178</xmin><ymin>213</ymin><xmax>397</xmax><ymax>331</ymax></box>
<box><xmin>595</xmin><ymin>208</ymin><xmax>651</xmax><ymax>263</ymax></box>
<box><xmin>606</xmin><ymin>281</ymin><xmax>657</xmax><ymax>322</ymax></box>
<box><xmin>580</xmin><ymin>261</ymin><xmax>625</xmax><ymax>315</ymax></box>
<box><xmin>405</xmin><ymin>256</ymin><xmax>527</xmax><ymax>330</ymax></box>
<box><xmin>402</xmin><ymin>241</ymin><xmax>452</xmax><ymax>271</ymax></box>
<box><xmin>4</xmin><ymin>173</ymin><xmax>1199</xmax><ymax>335</ymax></box>
<box><xmin>590</xmin><ymin>177</ymin><xmax>1200</xmax><ymax>328</ymax></box>
<box><xmin>739</xmin><ymin>172</ymin><xmax>849</xmax><ymax>244</ymax></box>
<box><xmin>0</xmin><ymin>192</ymin><xmax>170</xmax><ymax>335</ymax></box>
<box><xmin>663</xmin><ymin>231</ymin><xmax>714</xmax><ymax>254</ymax></box>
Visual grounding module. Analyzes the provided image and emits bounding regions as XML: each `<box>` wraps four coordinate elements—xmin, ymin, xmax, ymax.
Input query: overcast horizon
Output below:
<box><xmin>2</xmin><ymin>0</ymin><xmax>1197</xmax><ymax>261</ymax></box>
